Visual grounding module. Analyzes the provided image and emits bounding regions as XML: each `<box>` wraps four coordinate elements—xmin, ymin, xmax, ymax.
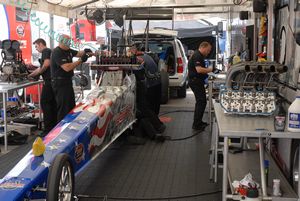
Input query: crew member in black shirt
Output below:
<box><xmin>50</xmin><ymin>34</ymin><xmax>92</xmax><ymax>122</ymax></box>
<box><xmin>133</xmin><ymin>45</ymin><xmax>162</xmax><ymax>115</ymax></box>
<box><xmin>28</xmin><ymin>38</ymin><xmax>56</xmax><ymax>136</ymax></box>
<box><xmin>188</xmin><ymin>42</ymin><xmax>213</xmax><ymax>132</ymax></box>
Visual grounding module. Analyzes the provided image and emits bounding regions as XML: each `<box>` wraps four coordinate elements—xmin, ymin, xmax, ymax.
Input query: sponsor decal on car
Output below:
<box><xmin>75</xmin><ymin>143</ymin><xmax>84</xmax><ymax>163</ymax></box>
<box><xmin>0</xmin><ymin>181</ymin><xmax>25</xmax><ymax>190</ymax></box>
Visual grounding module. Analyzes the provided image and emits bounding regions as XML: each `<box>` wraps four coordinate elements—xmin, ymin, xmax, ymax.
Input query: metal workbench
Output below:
<box><xmin>0</xmin><ymin>80</ymin><xmax>43</xmax><ymax>152</ymax></box>
<box><xmin>208</xmin><ymin>73</ymin><xmax>226</xmax><ymax>133</ymax></box>
<box><xmin>213</xmin><ymin>102</ymin><xmax>300</xmax><ymax>201</ymax></box>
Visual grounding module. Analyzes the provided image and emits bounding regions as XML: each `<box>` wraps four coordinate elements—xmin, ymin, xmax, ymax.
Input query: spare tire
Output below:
<box><xmin>177</xmin><ymin>82</ymin><xmax>187</xmax><ymax>98</ymax></box>
<box><xmin>160</xmin><ymin>70</ymin><xmax>169</xmax><ymax>104</ymax></box>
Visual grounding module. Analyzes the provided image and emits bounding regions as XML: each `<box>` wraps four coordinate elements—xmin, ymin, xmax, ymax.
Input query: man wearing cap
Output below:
<box><xmin>50</xmin><ymin>34</ymin><xmax>93</xmax><ymax>122</ymax></box>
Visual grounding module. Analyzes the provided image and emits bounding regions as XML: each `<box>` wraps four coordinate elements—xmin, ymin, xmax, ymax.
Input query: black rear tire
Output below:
<box><xmin>160</xmin><ymin>71</ymin><xmax>169</xmax><ymax>104</ymax></box>
<box><xmin>47</xmin><ymin>154</ymin><xmax>74</xmax><ymax>201</ymax></box>
<box><xmin>177</xmin><ymin>82</ymin><xmax>187</xmax><ymax>98</ymax></box>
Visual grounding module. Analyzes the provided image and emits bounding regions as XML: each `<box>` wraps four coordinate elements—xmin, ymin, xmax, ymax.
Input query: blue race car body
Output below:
<box><xmin>0</xmin><ymin>73</ymin><xmax>136</xmax><ymax>201</ymax></box>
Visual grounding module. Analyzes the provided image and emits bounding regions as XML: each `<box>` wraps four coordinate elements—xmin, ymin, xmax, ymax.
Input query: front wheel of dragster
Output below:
<box><xmin>47</xmin><ymin>153</ymin><xmax>74</xmax><ymax>201</ymax></box>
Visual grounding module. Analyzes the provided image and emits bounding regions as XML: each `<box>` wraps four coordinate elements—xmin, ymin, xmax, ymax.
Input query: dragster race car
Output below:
<box><xmin>0</xmin><ymin>71</ymin><xmax>136</xmax><ymax>201</ymax></box>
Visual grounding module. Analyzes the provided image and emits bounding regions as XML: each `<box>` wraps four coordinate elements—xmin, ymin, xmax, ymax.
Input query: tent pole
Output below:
<box><xmin>172</xmin><ymin>8</ymin><xmax>175</xmax><ymax>30</ymax></box>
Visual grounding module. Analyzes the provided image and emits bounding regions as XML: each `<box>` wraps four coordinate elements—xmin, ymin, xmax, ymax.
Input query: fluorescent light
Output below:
<box><xmin>46</xmin><ymin>0</ymin><xmax>63</xmax><ymax>5</ymax></box>
<box><xmin>108</xmin><ymin>0</ymin><xmax>140</xmax><ymax>6</ymax></box>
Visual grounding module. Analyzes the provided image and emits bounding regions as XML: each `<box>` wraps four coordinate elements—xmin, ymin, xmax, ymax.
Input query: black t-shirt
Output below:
<box><xmin>188</xmin><ymin>49</ymin><xmax>206</xmax><ymax>81</ymax></box>
<box><xmin>142</xmin><ymin>54</ymin><xmax>161</xmax><ymax>87</ymax></box>
<box><xmin>40</xmin><ymin>48</ymin><xmax>52</xmax><ymax>81</ymax></box>
<box><xmin>50</xmin><ymin>47</ymin><xmax>78</xmax><ymax>79</ymax></box>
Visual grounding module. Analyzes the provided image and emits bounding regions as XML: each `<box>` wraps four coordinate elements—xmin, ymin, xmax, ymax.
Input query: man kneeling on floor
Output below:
<box><xmin>127</xmin><ymin>45</ymin><xmax>166</xmax><ymax>144</ymax></box>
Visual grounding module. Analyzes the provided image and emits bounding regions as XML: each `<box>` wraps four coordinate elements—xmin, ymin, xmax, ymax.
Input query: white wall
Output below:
<box><xmin>0</xmin><ymin>4</ymin><xmax>9</xmax><ymax>66</ymax></box>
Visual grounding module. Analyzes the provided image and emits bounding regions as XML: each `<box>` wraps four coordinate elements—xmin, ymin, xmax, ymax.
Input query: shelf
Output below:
<box><xmin>228</xmin><ymin>150</ymin><xmax>298</xmax><ymax>199</ymax></box>
<box><xmin>0</xmin><ymin>106</ymin><xmax>39</xmax><ymax>123</ymax></box>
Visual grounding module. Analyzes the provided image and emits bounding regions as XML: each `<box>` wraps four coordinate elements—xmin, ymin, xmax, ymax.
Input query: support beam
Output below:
<box><xmin>267</xmin><ymin>0</ymin><xmax>274</xmax><ymax>61</ymax></box>
<box><xmin>0</xmin><ymin>0</ymin><xmax>69</xmax><ymax>17</ymax></box>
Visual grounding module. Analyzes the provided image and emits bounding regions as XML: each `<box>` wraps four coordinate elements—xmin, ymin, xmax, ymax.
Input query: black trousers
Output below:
<box><xmin>136</xmin><ymin>80</ymin><xmax>163</xmax><ymax>133</ymax></box>
<box><xmin>51</xmin><ymin>79</ymin><xmax>75</xmax><ymax>122</ymax></box>
<box><xmin>146</xmin><ymin>83</ymin><xmax>162</xmax><ymax>115</ymax></box>
<box><xmin>189</xmin><ymin>78</ymin><xmax>207</xmax><ymax>128</ymax></box>
<box><xmin>41</xmin><ymin>81</ymin><xmax>57</xmax><ymax>133</ymax></box>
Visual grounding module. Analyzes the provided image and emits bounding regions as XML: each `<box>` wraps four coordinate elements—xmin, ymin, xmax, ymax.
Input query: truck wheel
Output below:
<box><xmin>291</xmin><ymin>140</ymin><xmax>300</xmax><ymax>191</ymax></box>
<box><xmin>160</xmin><ymin>71</ymin><xmax>169</xmax><ymax>104</ymax></box>
<box><xmin>177</xmin><ymin>82</ymin><xmax>187</xmax><ymax>98</ymax></box>
<box><xmin>293</xmin><ymin>147</ymin><xmax>299</xmax><ymax>191</ymax></box>
<box><xmin>47</xmin><ymin>154</ymin><xmax>74</xmax><ymax>201</ymax></box>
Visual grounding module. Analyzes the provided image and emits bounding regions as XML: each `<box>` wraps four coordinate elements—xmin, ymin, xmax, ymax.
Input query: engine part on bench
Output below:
<box><xmin>220</xmin><ymin>90</ymin><xmax>276</xmax><ymax>115</ymax></box>
<box><xmin>0</xmin><ymin>40</ymin><xmax>29</xmax><ymax>83</ymax></box>
<box><xmin>220</xmin><ymin>62</ymin><xmax>287</xmax><ymax>115</ymax></box>
<box><xmin>98</xmin><ymin>55</ymin><xmax>137</xmax><ymax>65</ymax></box>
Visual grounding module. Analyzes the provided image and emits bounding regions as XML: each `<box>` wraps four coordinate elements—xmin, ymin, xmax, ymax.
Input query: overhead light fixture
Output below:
<box><xmin>84</xmin><ymin>8</ymin><xmax>106</xmax><ymax>25</ymax></box>
<box><xmin>46</xmin><ymin>0</ymin><xmax>63</xmax><ymax>5</ymax></box>
<box><xmin>108</xmin><ymin>0</ymin><xmax>139</xmax><ymax>6</ymax></box>
<box><xmin>114</xmin><ymin>14</ymin><xmax>124</xmax><ymax>27</ymax></box>
<box><xmin>93</xmin><ymin>9</ymin><xmax>105</xmax><ymax>25</ymax></box>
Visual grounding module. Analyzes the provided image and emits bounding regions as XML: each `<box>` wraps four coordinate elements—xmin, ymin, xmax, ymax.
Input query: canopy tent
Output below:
<box><xmin>0</xmin><ymin>0</ymin><xmax>253</xmax><ymax>20</ymax></box>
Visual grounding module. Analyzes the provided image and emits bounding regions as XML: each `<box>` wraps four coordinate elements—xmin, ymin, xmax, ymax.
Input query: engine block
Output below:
<box><xmin>220</xmin><ymin>90</ymin><xmax>276</xmax><ymax>115</ymax></box>
<box><xmin>219</xmin><ymin>61</ymin><xmax>287</xmax><ymax>115</ymax></box>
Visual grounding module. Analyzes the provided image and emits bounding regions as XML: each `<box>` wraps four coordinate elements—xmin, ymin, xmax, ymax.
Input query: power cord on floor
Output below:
<box><xmin>158</xmin><ymin>110</ymin><xmax>194</xmax><ymax>117</ymax></box>
<box><xmin>164</xmin><ymin>131</ymin><xmax>203</xmax><ymax>141</ymax></box>
<box><xmin>75</xmin><ymin>189</ymin><xmax>222</xmax><ymax>200</ymax></box>
<box><xmin>158</xmin><ymin>110</ymin><xmax>206</xmax><ymax>141</ymax></box>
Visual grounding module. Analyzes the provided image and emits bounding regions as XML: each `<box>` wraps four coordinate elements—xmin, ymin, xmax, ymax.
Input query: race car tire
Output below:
<box><xmin>47</xmin><ymin>153</ymin><xmax>74</xmax><ymax>201</ymax></box>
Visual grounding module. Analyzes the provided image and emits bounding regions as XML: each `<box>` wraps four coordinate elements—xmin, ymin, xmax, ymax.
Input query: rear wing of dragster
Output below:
<box><xmin>0</xmin><ymin>59</ymin><xmax>138</xmax><ymax>200</ymax></box>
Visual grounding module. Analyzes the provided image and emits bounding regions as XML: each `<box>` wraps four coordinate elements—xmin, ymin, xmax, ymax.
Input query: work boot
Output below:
<box><xmin>192</xmin><ymin>125</ymin><xmax>205</xmax><ymax>133</ymax></box>
<box><xmin>154</xmin><ymin>134</ymin><xmax>166</xmax><ymax>143</ymax></box>
<box><xmin>201</xmin><ymin>121</ymin><xmax>209</xmax><ymax>127</ymax></box>
<box><xmin>156</xmin><ymin>124</ymin><xmax>166</xmax><ymax>134</ymax></box>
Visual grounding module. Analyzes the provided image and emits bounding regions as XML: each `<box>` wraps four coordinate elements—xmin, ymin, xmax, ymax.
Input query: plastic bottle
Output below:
<box><xmin>273</xmin><ymin>179</ymin><xmax>281</xmax><ymax>196</ymax></box>
<box><xmin>274</xmin><ymin>101</ymin><xmax>286</xmax><ymax>131</ymax></box>
<box><xmin>288</xmin><ymin>96</ymin><xmax>300</xmax><ymax>132</ymax></box>
<box><xmin>264</xmin><ymin>160</ymin><xmax>269</xmax><ymax>186</ymax></box>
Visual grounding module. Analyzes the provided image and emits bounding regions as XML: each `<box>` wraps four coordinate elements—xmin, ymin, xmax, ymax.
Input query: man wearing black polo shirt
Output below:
<box><xmin>188</xmin><ymin>42</ymin><xmax>213</xmax><ymax>132</ymax></box>
<box><xmin>50</xmin><ymin>34</ymin><xmax>91</xmax><ymax>122</ymax></box>
<box><xmin>29</xmin><ymin>38</ymin><xmax>56</xmax><ymax>136</ymax></box>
